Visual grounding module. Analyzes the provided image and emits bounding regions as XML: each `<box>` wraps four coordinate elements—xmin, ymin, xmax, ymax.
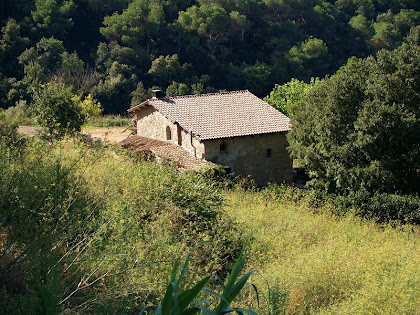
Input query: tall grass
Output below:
<box><xmin>0</xmin><ymin>130</ymin><xmax>242</xmax><ymax>313</ymax></box>
<box><xmin>3</xmin><ymin>121</ymin><xmax>419</xmax><ymax>314</ymax></box>
<box><xmin>225</xmin><ymin>188</ymin><xmax>420</xmax><ymax>314</ymax></box>
<box><xmin>84</xmin><ymin>115</ymin><xmax>131</xmax><ymax>128</ymax></box>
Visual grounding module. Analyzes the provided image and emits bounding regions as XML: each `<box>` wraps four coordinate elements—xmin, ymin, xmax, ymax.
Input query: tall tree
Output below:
<box><xmin>288</xmin><ymin>43</ymin><xmax>420</xmax><ymax>195</ymax></box>
<box><xmin>264</xmin><ymin>78</ymin><xmax>319</xmax><ymax>116</ymax></box>
<box><xmin>148</xmin><ymin>54</ymin><xmax>183</xmax><ymax>88</ymax></box>
<box><xmin>31</xmin><ymin>0</ymin><xmax>76</xmax><ymax>39</ymax></box>
<box><xmin>100</xmin><ymin>0</ymin><xmax>165</xmax><ymax>49</ymax></box>
<box><xmin>0</xmin><ymin>19</ymin><xmax>29</xmax><ymax>77</ymax></box>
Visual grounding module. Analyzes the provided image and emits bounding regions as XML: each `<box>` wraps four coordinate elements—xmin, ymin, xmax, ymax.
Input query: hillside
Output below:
<box><xmin>1</xmin><ymin>126</ymin><xmax>419</xmax><ymax>313</ymax></box>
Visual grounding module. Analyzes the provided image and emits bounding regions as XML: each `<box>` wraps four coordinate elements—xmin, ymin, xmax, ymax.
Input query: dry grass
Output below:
<box><xmin>17</xmin><ymin>126</ymin><xmax>132</xmax><ymax>143</ymax></box>
<box><xmin>225</xmin><ymin>190</ymin><xmax>420</xmax><ymax>314</ymax></box>
<box><xmin>81</xmin><ymin>126</ymin><xmax>131</xmax><ymax>143</ymax></box>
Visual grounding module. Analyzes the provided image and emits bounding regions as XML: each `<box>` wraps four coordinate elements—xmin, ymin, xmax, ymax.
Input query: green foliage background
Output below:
<box><xmin>1</xmin><ymin>0</ymin><xmax>420</xmax><ymax>313</ymax></box>
<box><xmin>1</xmin><ymin>0</ymin><xmax>419</xmax><ymax>112</ymax></box>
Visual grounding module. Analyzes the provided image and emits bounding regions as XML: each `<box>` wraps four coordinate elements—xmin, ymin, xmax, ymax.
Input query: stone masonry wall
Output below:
<box><xmin>179</xmin><ymin>128</ymin><xmax>205</xmax><ymax>158</ymax></box>
<box><xmin>134</xmin><ymin>106</ymin><xmax>292</xmax><ymax>185</ymax></box>
<box><xmin>135</xmin><ymin>105</ymin><xmax>173</xmax><ymax>141</ymax></box>
<box><xmin>135</xmin><ymin>106</ymin><xmax>205</xmax><ymax>157</ymax></box>
<box><xmin>203</xmin><ymin>132</ymin><xmax>293</xmax><ymax>186</ymax></box>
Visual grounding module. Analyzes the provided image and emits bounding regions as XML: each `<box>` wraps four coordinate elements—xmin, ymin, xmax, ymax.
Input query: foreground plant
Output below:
<box><xmin>93</xmin><ymin>250</ymin><xmax>257</xmax><ymax>314</ymax></box>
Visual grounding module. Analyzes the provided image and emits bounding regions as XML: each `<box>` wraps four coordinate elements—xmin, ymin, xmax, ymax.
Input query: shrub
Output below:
<box><xmin>261</xmin><ymin>184</ymin><xmax>420</xmax><ymax>225</ymax></box>
<box><xmin>31</xmin><ymin>82</ymin><xmax>85</xmax><ymax>139</ymax></box>
<box><xmin>0</xmin><ymin>134</ymin><xmax>243</xmax><ymax>312</ymax></box>
<box><xmin>0</xmin><ymin>137</ymin><xmax>95</xmax><ymax>313</ymax></box>
<box><xmin>336</xmin><ymin>190</ymin><xmax>420</xmax><ymax>224</ymax></box>
<box><xmin>0</xmin><ymin>118</ymin><xmax>27</xmax><ymax>156</ymax></box>
<box><xmin>2</xmin><ymin>100</ymin><xmax>34</xmax><ymax>126</ymax></box>
<box><xmin>79</xmin><ymin>93</ymin><xmax>103</xmax><ymax>118</ymax></box>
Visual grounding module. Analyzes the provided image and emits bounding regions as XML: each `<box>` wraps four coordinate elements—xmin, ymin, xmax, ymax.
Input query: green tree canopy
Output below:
<box><xmin>148</xmin><ymin>54</ymin><xmax>184</xmax><ymax>88</ymax></box>
<box><xmin>18</xmin><ymin>37</ymin><xmax>85</xmax><ymax>94</ymax></box>
<box><xmin>0</xmin><ymin>18</ymin><xmax>29</xmax><ymax>77</ymax></box>
<box><xmin>349</xmin><ymin>14</ymin><xmax>374</xmax><ymax>39</ymax></box>
<box><xmin>264</xmin><ymin>78</ymin><xmax>319</xmax><ymax>116</ymax></box>
<box><xmin>31</xmin><ymin>0</ymin><xmax>76</xmax><ymax>38</ymax></box>
<box><xmin>19</xmin><ymin>37</ymin><xmax>66</xmax><ymax>88</ymax></box>
<box><xmin>100</xmin><ymin>0</ymin><xmax>165</xmax><ymax>48</ymax></box>
<box><xmin>288</xmin><ymin>43</ymin><xmax>420</xmax><ymax>195</ymax></box>
<box><xmin>370</xmin><ymin>22</ymin><xmax>403</xmax><ymax>50</ymax></box>
<box><xmin>1</xmin><ymin>0</ymin><xmax>419</xmax><ymax>113</ymax></box>
<box><xmin>130</xmin><ymin>81</ymin><xmax>149</xmax><ymax>106</ymax></box>
<box><xmin>31</xmin><ymin>82</ymin><xmax>85</xmax><ymax>139</ymax></box>
<box><xmin>287</xmin><ymin>37</ymin><xmax>330</xmax><ymax>78</ymax></box>
<box><xmin>165</xmin><ymin>81</ymin><xmax>190</xmax><ymax>97</ymax></box>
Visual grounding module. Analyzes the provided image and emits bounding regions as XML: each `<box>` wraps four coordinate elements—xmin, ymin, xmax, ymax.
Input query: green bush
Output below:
<box><xmin>261</xmin><ymin>184</ymin><xmax>420</xmax><ymax>225</ymax></box>
<box><xmin>0</xmin><ymin>119</ymin><xmax>27</xmax><ymax>153</ymax></box>
<box><xmin>2</xmin><ymin>100</ymin><xmax>34</xmax><ymax>126</ymax></box>
<box><xmin>31</xmin><ymin>82</ymin><xmax>85</xmax><ymax>139</ymax></box>
<box><xmin>81</xmin><ymin>151</ymin><xmax>242</xmax><ymax>309</ymax></box>
<box><xmin>0</xmin><ymin>137</ymin><xmax>94</xmax><ymax>313</ymax></box>
<box><xmin>335</xmin><ymin>190</ymin><xmax>420</xmax><ymax>224</ymax></box>
<box><xmin>79</xmin><ymin>94</ymin><xmax>103</xmax><ymax>118</ymax></box>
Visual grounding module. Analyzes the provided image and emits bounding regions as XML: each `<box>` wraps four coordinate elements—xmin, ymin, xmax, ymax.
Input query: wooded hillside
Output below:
<box><xmin>1</xmin><ymin>0</ymin><xmax>419</xmax><ymax>113</ymax></box>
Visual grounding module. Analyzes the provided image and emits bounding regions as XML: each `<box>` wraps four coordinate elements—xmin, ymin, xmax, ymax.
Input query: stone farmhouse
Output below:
<box><xmin>127</xmin><ymin>89</ymin><xmax>293</xmax><ymax>185</ymax></box>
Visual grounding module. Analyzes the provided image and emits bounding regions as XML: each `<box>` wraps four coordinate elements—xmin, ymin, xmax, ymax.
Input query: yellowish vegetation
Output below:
<box><xmin>2</xmin><ymin>128</ymin><xmax>419</xmax><ymax>313</ymax></box>
<box><xmin>79</xmin><ymin>93</ymin><xmax>103</xmax><ymax>118</ymax></box>
<box><xmin>225</xmin><ymin>190</ymin><xmax>420</xmax><ymax>314</ymax></box>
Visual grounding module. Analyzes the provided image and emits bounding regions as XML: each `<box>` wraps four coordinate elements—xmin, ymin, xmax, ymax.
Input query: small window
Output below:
<box><xmin>266</xmin><ymin>148</ymin><xmax>272</xmax><ymax>158</ymax></box>
<box><xmin>220</xmin><ymin>142</ymin><xmax>228</xmax><ymax>155</ymax></box>
<box><xmin>166</xmin><ymin>126</ymin><xmax>172</xmax><ymax>140</ymax></box>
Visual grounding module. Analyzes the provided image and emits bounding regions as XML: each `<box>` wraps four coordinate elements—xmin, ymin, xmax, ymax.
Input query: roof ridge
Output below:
<box><xmin>164</xmin><ymin>89</ymin><xmax>250</xmax><ymax>101</ymax></box>
<box><xmin>128</xmin><ymin>90</ymin><xmax>252</xmax><ymax>112</ymax></box>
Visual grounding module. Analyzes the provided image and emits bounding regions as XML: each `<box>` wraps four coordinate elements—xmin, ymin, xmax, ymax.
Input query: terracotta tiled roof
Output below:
<box><xmin>128</xmin><ymin>90</ymin><xmax>290</xmax><ymax>140</ymax></box>
<box><xmin>119</xmin><ymin>135</ymin><xmax>214</xmax><ymax>170</ymax></box>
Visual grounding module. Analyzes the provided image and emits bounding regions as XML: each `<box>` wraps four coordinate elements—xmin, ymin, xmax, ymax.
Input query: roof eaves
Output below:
<box><xmin>128</xmin><ymin>98</ymin><xmax>196</xmax><ymax>136</ymax></box>
<box><xmin>127</xmin><ymin>99</ymin><xmax>151</xmax><ymax>113</ymax></box>
<box><xmin>199</xmin><ymin>129</ymin><xmax>290</xmax><ymax>141</ymax></box>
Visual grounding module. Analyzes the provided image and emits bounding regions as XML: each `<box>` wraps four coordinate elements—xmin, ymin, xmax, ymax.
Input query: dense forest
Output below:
<box><xmin>1</xmin><ymin>0</ymin><xmax>420</xmax><ymax>113</ymax></box>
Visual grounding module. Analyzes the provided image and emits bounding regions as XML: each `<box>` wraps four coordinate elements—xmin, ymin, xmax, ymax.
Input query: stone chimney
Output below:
<box><xmin>152</xmin><ymin>89</ymin><xmax>162</xmax><ymax>99</ymax></box>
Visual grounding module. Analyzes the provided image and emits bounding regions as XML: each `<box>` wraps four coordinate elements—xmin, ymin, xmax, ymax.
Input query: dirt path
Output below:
<box><xmin>82</xmin><ymin>127</ymin><xmax>132</xmax><ymax>143</ymax></box>
<box><xmin>17</xmin><ymin>126</ymin><xmax>40</xmax><ymax>136</ymax></box>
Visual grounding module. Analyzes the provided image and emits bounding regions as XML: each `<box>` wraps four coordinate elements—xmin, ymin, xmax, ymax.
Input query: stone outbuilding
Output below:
<box><xmin>127</xmin><ymin>89</ymin><xmax>293</xmax><ymax>185</ymax></box>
